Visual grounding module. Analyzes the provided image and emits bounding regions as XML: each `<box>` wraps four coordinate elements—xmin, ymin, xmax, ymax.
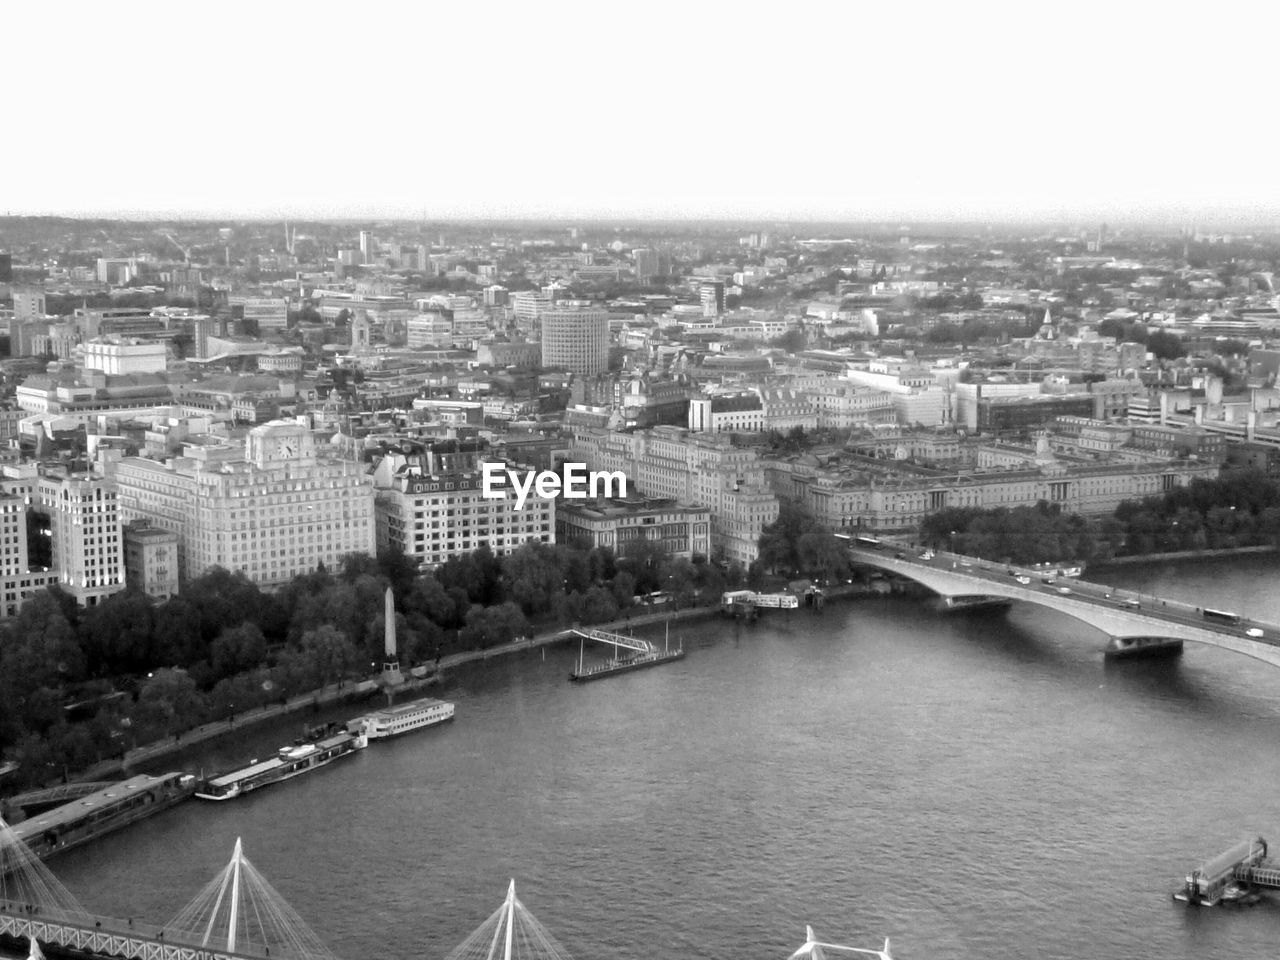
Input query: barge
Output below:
<box><xmin>7</xmin><ymin>773</ymin><xmax>196</xmax><ymax>860</ymax></box>
<box><xmin>194</xmin><ymin>722</ymin><xmax>367</xmax><ymax>801</ymax></box>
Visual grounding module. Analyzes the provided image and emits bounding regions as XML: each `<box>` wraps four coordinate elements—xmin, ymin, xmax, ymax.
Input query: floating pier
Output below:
<box><xmin>1174</xmin><ymin>836</ymin><xmax>1275</xmax><ymax>905</ymax></box>
<box><xmin>568</xmin><ymin>627</ymin><xmax>684</xmax><ymax>682</ymax></box>
<box><xmin>720</xmin><ymin>590</ymin><xmax>799</xmax><ymax>614</ymax></box>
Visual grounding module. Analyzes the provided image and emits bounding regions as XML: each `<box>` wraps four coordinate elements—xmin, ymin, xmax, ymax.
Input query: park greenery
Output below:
<box><xmin>3</xmin><ymin>470</ymin><xmax>1276</xmax><ymax>788</ymax></box>
<box><xmin>0</xmin><ymin>542</ymin><xmax>749</xmax><ymax>787</ymax></box>
<box><xmin>919</xmin><ymin>470</ymin><xmax>1280</xmax><ymax>564</ymax></box>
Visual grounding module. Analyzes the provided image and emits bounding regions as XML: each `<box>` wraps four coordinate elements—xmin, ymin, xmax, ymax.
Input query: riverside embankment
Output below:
<box><xmin>74</xmin><ymin>585</ymin><xmax>863</xmax><ymax>781</ymax></box>
<box><xmin>1089</xmin><ymin>544</ymin><xmax>1278</xmax><ymax>567</ymax></box>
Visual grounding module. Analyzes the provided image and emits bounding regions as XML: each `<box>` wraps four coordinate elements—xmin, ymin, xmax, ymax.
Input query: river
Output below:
<box><xmin>37</xmin><ymin>553</ymin><xmax>1280</xmax><ymax>960</ymax></box>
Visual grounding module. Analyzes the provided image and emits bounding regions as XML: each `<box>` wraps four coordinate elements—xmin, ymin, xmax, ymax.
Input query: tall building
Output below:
<box><xmin>700</xmin><ymin>280</ymin><xmax>725</xmax><ymax>318</ymax></box>
<box><xmin>12</xmin><ymin>289</ymin><xmax>46</xmax><ymax>322</ymax></box>
<box><xmin>230</xmin><ymin>297</ymin><xmax>289</xmax><ymax>332</ymax></box>
<box><xmin>359</xmin><ymin>231</ymin><xmax>374</xmax><ymax>264</ymax></box>
<box><xmin>540</xmin><ymin>306</ymin><xmax>609</xmax><ymax>376</ymax></box>
<box><xmin>513</xmin><ymin>291</ymin><xmax>551</xmax><ymax>323</ymax></box>
<box><xmin>123</xmin><ymin>519</ymin><xmax>179</xmax><ymax>600</ymax></box>
<box><xmin>38</xmin><ymin>472</ymin><xmax>126</xmax><ymax>607</ymax></box>
<box><xmin>372</xmin><ymin>439</ymin><xmax>554</xmax><ymax>566</ymax></box>
<box><xmin>112</xmin><ymin>420</ymin><xmax>376</xmax><ymax>587</ymax></box>
<box><xmin>193</xmin><ymin>315</ymin><xmax>215</xmax><ymax>359</ymax></box>
<box><xmin>633</xmin><ymin>248</ymin><xmax>660</xmax><ymax>282</ymax></box>
<box><xmin>0</xmin><ymin>489</ymin><xmax>58</xmax><ymax>618</ymax></box>
<box><xmin>557</xmin><ymin>497</ymin><xmax>710</xmax><ymax>560</ymax></box>
<box><xmin>96</xmin><ymin>258</ymin><xmax>139</xmax><ymax>285</ymax></box>
<box><xmin>81</xmin><ymin>337</ymin><xmax>168</xmax><ymax>376</ymax></box>
<box><xmin>569</xmin><ymin>426</ymin><xmax>779</xmax><ymax>564</ymax></box>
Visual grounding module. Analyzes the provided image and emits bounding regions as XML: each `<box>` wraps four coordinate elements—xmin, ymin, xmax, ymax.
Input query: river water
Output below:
<box><xmin>39</xmin><ymin>554</ymin><xmax>1280</xmax><ymax>960</ymax></box>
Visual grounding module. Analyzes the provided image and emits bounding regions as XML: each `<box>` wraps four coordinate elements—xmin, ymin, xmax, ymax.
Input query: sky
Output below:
<box><xmin>9</xmin><ymin>1</ymin><xmax>1280</xmax><ymax>225</ymax></box>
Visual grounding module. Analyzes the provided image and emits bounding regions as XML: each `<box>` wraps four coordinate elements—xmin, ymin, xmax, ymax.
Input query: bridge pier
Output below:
<box><xmin>1103</xmin><ymin>637</ymin><xmax>1184</xmax><ymax>660</ymax></box>
<box><xmin>938</xmin><ymin>595</ymin><xmax>1012</xmax><ymax>614</ymax></box>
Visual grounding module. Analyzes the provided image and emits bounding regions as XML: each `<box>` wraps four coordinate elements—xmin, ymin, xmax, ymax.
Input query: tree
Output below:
<box><xmin>135</xmin><ymin>668</ymin><xmax>205</xmax><ymax>739</ymax></box>
<box><xmin>770</xmin><ymin>328</ymin><xmax>807</xmax><ymax>354</ymax></box>
<box><xmin>757</xmin><ymin>500</ymin><xmax>825</xmax><ymax>575</ymax></box>
<box><xmin>459</xmin><ymin>602</ymin><xmax>528</xmax><ymax>648</ymax></box>
<box><xmin>210</xmin><ymin>623</ymin><xmax>267</xmax><ymax>680</ymax></box>
<box><xmin>1147</xmin><ymin>330</ymin><xmax>1185</xmax><ymax>361</ymax></box>
<box><xmin>502</xmin><ymin>541</ymin><xmax>566</xmax><ymax>615</ymax></box>
<box><xmin>580</xmin><ymin>586</ymin><xmax>619</xmax><ymax>624</ymax></box>
<box><xmin>406</xmin><ymin>575</ymin><xmax>456</xmax><ymax>626</ymax></box>
<box><xmin>296</xmin><ymin>624</ymin><xmax>362</xmax><ymax>687</ymax></box>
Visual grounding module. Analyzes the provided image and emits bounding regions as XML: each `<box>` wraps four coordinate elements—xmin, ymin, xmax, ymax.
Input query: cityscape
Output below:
<box><xmin>6</xmin><ymin>4</ymin><xmax>1280</xmax><ymax>960</ymax></box>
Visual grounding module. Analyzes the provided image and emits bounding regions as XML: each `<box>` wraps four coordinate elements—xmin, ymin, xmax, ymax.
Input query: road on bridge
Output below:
<box><xmin>848</xmin><ymin>542</ymin><xmax>1280</xmax><ymax>647</ymax></box>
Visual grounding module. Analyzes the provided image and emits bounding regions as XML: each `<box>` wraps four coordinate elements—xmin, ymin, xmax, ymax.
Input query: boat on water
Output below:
<box><xmin>9</xmin><ymin>772</ymin><xmax>196</xmax><ymax>859</ymax></box>
<box><xmin>194</xmin><ymin>722</ymin><xmax>368</xmax><ymax>801</ymax></box>
<box><xmin>349</xmin><ymin>696</ymin><xmax>455</xmax><ymax>739</ymax></box>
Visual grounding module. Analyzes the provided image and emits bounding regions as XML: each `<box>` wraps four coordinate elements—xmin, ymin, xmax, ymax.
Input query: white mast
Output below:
<box><xmin>227</xmin><ymin>837</ymin><xmax>243</xmax><ymax>953</ymax></box>
<box><xmin>502</xmin><ymin>880</ymin><xmax>516</xmax><ymax>960</ymax></box>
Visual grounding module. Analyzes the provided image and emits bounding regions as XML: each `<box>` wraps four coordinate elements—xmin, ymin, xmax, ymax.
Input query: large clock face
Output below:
<box><xmin>275</xmin><ymin>437</ymin><xmax>297</xmax><ymax>459</ymax></box>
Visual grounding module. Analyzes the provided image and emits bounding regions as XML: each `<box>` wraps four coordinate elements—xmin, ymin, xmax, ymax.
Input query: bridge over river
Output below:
<box><xmin>845</xmin><ymin>543</ymin><xmax>1280</xmax><ymax>666</ymax></box>
<box><xmin>0</xmin><ymin>821</ymin><xmax>340</xmax><ymax>960</ymax></box>
<box><xmin>1</xmin><ymin>815</ymin><xmax>893</xmax><ymax>960</ymax></box>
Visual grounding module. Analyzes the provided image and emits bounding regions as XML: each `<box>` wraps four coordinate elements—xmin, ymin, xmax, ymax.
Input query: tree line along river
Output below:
<box><xmin>23</xmin><ymin>553</ymin><xmax>1280</xmax><ymax>960</ymax></box>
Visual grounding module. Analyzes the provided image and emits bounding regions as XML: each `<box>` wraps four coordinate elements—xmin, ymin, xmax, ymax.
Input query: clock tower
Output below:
<box><xmin>247</xmin><ymin>421</ymin><xmax>316</xmax><ymax>468</ymax></box>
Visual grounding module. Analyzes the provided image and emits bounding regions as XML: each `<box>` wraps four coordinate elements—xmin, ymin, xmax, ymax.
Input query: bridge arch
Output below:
<box><xmin>848</xmin><ymin>549</ymin><xmax>1280</xmax><ymax>669</ymax></box>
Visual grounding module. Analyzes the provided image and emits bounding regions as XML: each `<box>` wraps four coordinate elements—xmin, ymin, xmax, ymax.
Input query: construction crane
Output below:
<box><xmin>162</xmin><ymin>231</ymin><xmax>191</xmax><ymax>262</ymax></box>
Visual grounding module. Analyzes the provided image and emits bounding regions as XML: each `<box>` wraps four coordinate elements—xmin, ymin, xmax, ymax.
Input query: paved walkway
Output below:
<box><xmin>75</xmin><ymin>588</ymin><xmax>862</xmax><ymax>782</ymax></box>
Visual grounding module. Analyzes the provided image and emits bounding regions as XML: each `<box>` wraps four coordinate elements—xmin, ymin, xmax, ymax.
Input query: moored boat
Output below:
<box><xmin>195</xmin><ymin>722</ymin><xmax>368</xmax><ymax>801</ymax></box>
<box><xmin>349</xmin><ymin>696</ymin><xmax>455</xmax><ymax>739</ymax></box>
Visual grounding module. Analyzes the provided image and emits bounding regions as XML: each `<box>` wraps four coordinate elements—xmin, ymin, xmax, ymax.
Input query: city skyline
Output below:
<box><xmin>10</xmin><ymin>1</ymin><xmax>1280</xmax><ymax>225</ymax></box>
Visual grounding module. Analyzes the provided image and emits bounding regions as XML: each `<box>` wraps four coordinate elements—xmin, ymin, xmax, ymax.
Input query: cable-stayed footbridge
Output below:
<box><xmin>3</xmin><ymin>815</ymin><xmax>903</xmax><ymax>960</ymax></box>
<box><xmin>0</xmin><ymin>818</ymin><xmax>338</xmax><ymax>960</ymax></box>
<box><xmin>443</xmin><ymin>880</ymin><xmax>574</xmax><ymax>960</ymax></box>
<box><xmin>788</xmin><ymin>925</ymin><xmax>893</xmax><ymax>960</ymax></box>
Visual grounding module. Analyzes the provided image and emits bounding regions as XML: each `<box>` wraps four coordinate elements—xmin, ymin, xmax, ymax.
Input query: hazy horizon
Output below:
<box><xmin>4</xmin><ymin>210</ymin><xmax>1278</xmax><ymax>234</ymax></box>
<box><xmin>10</xmin><ymin>1</ymin><xmax>1280</xmax><ymax>229</ymax></box>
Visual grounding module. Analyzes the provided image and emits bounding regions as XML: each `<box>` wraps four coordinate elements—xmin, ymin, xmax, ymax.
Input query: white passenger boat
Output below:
<box><xmin>350</xmin><ymin>696</ymin><xmax>455</xmax><ymax>740</ymax></box>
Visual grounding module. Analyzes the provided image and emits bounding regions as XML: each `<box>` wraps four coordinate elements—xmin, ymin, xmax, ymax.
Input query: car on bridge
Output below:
<box><xmin>1015</xmin><ymin>575</ymin><xmax>1031</xmax><ymax>584</ymax></box>
<box><xmin>1247</xmin><ymin>628</ymin><xmax>1265</xmax><ymax>638</ymax></box>
<box><xmin>1106</xmin><ymin>594</ymin><xmax>1140</xmax><ymax>609</ymax></box>
<box><xmin>1057</xmin><ymin>586</ymin><xmax>1072</xmax><ymax>594</ymax></box>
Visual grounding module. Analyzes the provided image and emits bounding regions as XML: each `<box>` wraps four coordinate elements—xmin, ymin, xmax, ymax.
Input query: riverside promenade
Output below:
<box><xmin>75</xmin><ymin>590</ymin><xmax>853</xmax><ymax>782</ymax></box>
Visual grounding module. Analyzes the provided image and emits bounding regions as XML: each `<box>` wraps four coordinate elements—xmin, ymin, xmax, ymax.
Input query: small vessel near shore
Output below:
<box><xmin>194</xmin><ymin>722</ymin><xmax>368</xmax><ymax>801</ymax></box>
<box><xmin>8</xmin><ymin>772</ymin><xmax>196</xmax><ymax>859</ymax></box>
<box><xmin>349</xmin><ymin>696</ymin><xmax>455</xmax><ymax>739</ymax></box>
